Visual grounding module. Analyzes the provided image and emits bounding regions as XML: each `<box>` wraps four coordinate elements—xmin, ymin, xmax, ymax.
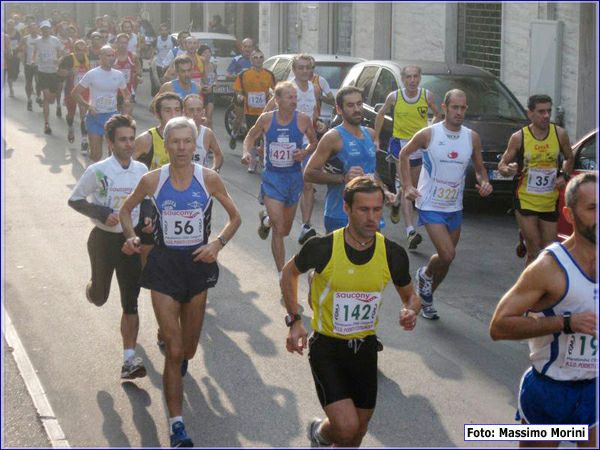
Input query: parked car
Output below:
<box><xmin>263</xmin><ymin>54</ymin><xmax>365</xmax><ymax>125</ymax></box>
<box><xmin>151</xmin><ymin>32</ymin><xmax>240</xmax><ymax>98</ymax></box>
<box><xmin>335</xmin><ymin>60</ymin><xmax>530</xmax><ymax>196</ymax></box>
<box><xmin>557</xmin><ymin>129</ymin><xmax>597</xmax><ymax>240</ymax></box>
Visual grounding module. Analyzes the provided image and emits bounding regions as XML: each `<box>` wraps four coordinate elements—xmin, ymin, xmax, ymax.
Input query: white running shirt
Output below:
<box><xmin>33</xmin><ymin>36</ymin><xmax>63</xmax><ymax>73</ymax></box>
<box><xmin>416</xmin><ymin>122</ymin><xmax>473</xmax><ymax>212</ymax></box>
<box><xmin>78</xmin><ymin>67</ymin><xmax>127</xmax><ymax>113</ymax></box>
<box><xmin>193</xmin><ymin>125</ymin><xmax>209</xmax><ymax>165</ymax></box>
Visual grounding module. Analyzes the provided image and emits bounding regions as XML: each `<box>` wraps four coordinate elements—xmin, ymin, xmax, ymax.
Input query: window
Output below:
<box><xmin>355</xmin><ymin>66</ymin><xmax>379</xmax><ymax>101</ymax></box>
<box><xmin>263</xmin><ymin>58</ymin><xmax>277</xmax><ymax>72</ymax></box>
<box><xmin>332</xmin><ymin>3</ymin><xmax>353</xmax><ymax>56</ymax></box>
<box><xmin>457</xmin><ymin>3</ymin><xmax>502</xmax><ymax>76</ymax></box>
<box><xmin>272</xmin><ymin>59</ymin><xmax>292</xmax><ymax>82</ymax></box>
<box><xmin>371</xmin><ymin>69</ymin><xmax>398</xmax><ymax>106</ymax></box>
<box><xmin>575</xmin><ymin>133</ymin><xmax>597</xmax><ymax>171</ymax></box>
<box><xmin>314</xmin><ymin>63</ymin><xmax>356</xmax><ymax>90</ymax></box>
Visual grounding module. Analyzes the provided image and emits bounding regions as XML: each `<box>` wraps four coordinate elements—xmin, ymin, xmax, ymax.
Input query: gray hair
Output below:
<box><xmin>164</xmin><ymin>116</ymin><xmax>198</xmax><ymax>142</ymax></box>
<box><xmin>565</xmin><ymin>173</ymin><xmax>597</xmax><ymax>209</ymax></box>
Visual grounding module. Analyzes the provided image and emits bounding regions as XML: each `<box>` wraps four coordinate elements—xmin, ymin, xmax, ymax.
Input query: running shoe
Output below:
<box><xmin>421</xmin><ymin>304</ymin><xmax>440</xmax><ymax>320</ymax></box>
<box><xmin>376</xmin><ymin>337</ymin><xmax>384</xmax><ymax>352</ymax></box>
<box><xmin>121</xmin><ymin>356</ymin><xmax>147</xmax><ymax>379</ymax></box>
<box><xmin>56</xmin><ymin>106</ymin><xmax>62</xmax><ymax>118</ymax></box>
<box><xmin>407</xmin><ymin>230</ymin><xmax>422</xmax><ymax>250</ymax></box>
<box><xmin>27</xmin><ymin>100</ymin><xmax>32</xmax><ymax>111</ymax></box>
<box><xmin>44</xmin><ymin>123</ymin><xmax>52</xmax><ymax>135</ymax></box>
<box><xmin>390</xmin><ymin>205</ymin><xmax>401</xmax><ymax>224</ymax></box>
<box><xmin>515</xmin><ymin>232</ymin><xmax>526</xmax><ymax>258</ymax></box>
<box><xmin>258</xmin><ymin>210</ymin><xmax>270</xmax><ymax>240</ymax></box>
<box><xmin>307</xmin><ymin>418</ymin><xmax>325</xmax><ymax>448</ymax></box>
<box><xmin>229</xmin><ymin>137</ymin><xmax>236</xmax><ymax>150</ymax></box>
<box><xmin>68</xmin><ymin>127</ymin><xmax>75</xmax><ymax>144</ymax></box>
<box><xmin>298</xmin><ymin>226</ymin><xmax>317</xmax><ymax>245</ymax></box>
<box><xmin>81</xmin><ymin>140</ymin><xmax>89</xmax><ymax>154</ymax></box>
<box><xmin>181</xmin><ymin>359</ymin><xmax>188</xmax><ymax>377</ymax></box>
<box><xmin>247</xmin><ymin>161</ymin><xmax>258</xmax><ymax>173</ymax></box>
<box><xmin>170</xmin><ymin>421</ymin><xmax>193</xmax><ymax>448</ymax></box>
<box><xmin>416</xmin><ymin>266</ymin><xmax>433</xmax><ymax>304</ymax></box>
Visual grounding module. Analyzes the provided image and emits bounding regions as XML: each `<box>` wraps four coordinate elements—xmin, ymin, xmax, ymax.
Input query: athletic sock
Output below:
<box><xmin>263</xmin><ymin>215</ymin><xmax>271</xmax><ymax>227</ymax></box>
<box><xmin>123</xmin><ymin>348</ymin><xmax>135</xmax><ymax>363</ymax></box>
<box><xmin>406</xmin><ymin>226</ymin><xmax>415</xmax><ymax>237</ymax></box>
<box><xmin>302</xmin><ymin>223</ymin><xmax>311</xmax><ymax>230</ymax></box>
<box><xmin>315</xmin><ymin>422</ymin><xmax>331</xmax><ymax>446</ymax></box>
<box><xmin>169</xmin><ymin>416</ymin><xmax>183</xmax><ymax>432</ymax></box>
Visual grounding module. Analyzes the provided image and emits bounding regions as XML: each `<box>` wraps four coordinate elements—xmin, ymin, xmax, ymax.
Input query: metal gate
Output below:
<box><xmin>457</xmin><ymin>3</ymin><xmax>502</xmax><ymax>76</ymax></box>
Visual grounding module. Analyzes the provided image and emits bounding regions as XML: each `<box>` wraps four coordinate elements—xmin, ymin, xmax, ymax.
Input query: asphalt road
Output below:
<box><xmin>3</xmin><ymin>74</ymin><xmax>531</xmax><ymax>448</ymax></box>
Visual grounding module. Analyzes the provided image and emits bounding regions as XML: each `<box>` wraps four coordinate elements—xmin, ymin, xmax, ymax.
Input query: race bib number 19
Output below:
<box><xmin>332</xmin><ymin>292</ymin><xmax>381</xmax><ymax>335</ymax></box>
<box><xmin>562</xmin><ymin>333</ymin><xmax>597</xmax><ymax>372</ymax></box>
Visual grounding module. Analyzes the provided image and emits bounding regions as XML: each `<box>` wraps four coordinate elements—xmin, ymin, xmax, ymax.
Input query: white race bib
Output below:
<box><xmin>428</xmin><ymin>180</ymin><xmax>461</xmax><ymax>209</ymax></box>
<box><xmin>247</xmin><ymin>92</ymin><xmax>266</xmax><ymax>109</ymax></box>
<box><xmin>40</xmin><ymin>48</ymin><xmax>54</xmax><ymax>62</ymax></box>
<box><xmin>332</xmin><ymin>292</ymin><xmax>381</xmax><ymax>335</ymax></box>
<box><xmin>562</xmin><ymin>333</ymin><xmax>597</xmax><ymax>372</ymax></box>
<box><xmin>526</xmin><ymin>168</ymin><xmax>557</xmax><ymax>194</ymax></box>
<box><xmin>161</xmin><ymin>209</ymin><xmax>204</xmax><ymax>247</ymax></box>
<box><xmin>269</xmin><ymin>142</ymin><xmax>296</xmax><ymax>168</ymax></box>
<box><xmin>95</xmin><ymin>95</ymin><xmax>117</xmax><ymax>112</ymax></box>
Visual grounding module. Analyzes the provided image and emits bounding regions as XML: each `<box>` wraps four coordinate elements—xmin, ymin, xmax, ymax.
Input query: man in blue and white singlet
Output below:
<box><xmin>490</xmin><ymin>173</ymin><xmax>597</xmax><ymax>448</ymax></box>
<box><xmin>399</xmin><ymin>89</ymin><xmax>492</xmax><ymax>320</ymax></box>
<box><xmin>242</xmin><ymin>81</ymin><xmax>318</xmax><ymax>280</ymax></box>
<box><xmin>157</xmin><ymin>55</ymin><xmax>199</xmax><ymax>100</ymax></box>
<box><xmin>305</xmin><ymin>86</ymin><xmax>396</xmax><ymax>234</ymax></box>
<box><xmin>119</xmin><ymin>117</ymin><xmax>241</xmax><ymax>448</ymax></box>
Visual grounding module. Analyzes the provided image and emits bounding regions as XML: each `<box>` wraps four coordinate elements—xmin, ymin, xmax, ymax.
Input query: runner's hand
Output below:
<box><xmin>384</xmin><ymin>190</ymin><xmax>396</xmax><ymax>205</ymax></box>
<box><xmin>141</xmin><ymin>217</ymin><xmax>154</xmax><ymax>234</ymax></box>
<box><xmin>241</xmin><ymin>152</ymin><xmax>254</xmax><ymax>166</ymax></box>
<box><xmin>476</xmin><ymin>181</ymin><xmax>493</xmax><ymax>197</ymax></box>
<box><xmin>122</xmin><ymin>236</ymin><xmax>141</xmax><ymax>255</ymax></box>
<box><xmin>505</xmin><ymin>162</ymin><xmax>518</xmax><ymax>176</ymax></box>
<box><xmin>571</xmin><ymin>311</ymin><xmax>597</xmax><ymax>337</ymax></box>
<box><xmin>286</xmin><ymin>322</ymin><xmax>308</xmax><ymax>355</ymax></box>
<box><xmin>404</xmin><ymin>186</ymin><xmax>420</xmax><ymax>201</ymax></box>
<box><xmin>192</xmin><ymin>241</ymin><xmax>220</xmax><ymax>263</ymax></box>
<box><xmin>293</xmin><ymin>149</ymin><xmax>305</xmax><ymax>162</ymax></box>
<box><xmin>105</xmin><ymin>213</ymin><xmax>120</xmax><ymax>227</ymax></box>
<box><xmin>399</xmin><ymin>308</ymin><xmax>417</xmax><ymax>331</ymax></box>
<box><xmin>344</xmin><ymin>166</ymin><xmax>364</xmax><ymax>183</ymax></box>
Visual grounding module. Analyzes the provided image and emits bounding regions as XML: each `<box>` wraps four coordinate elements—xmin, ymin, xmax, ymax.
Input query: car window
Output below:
<box><xmin>272</xmin><ymin>59</ymin><xmax>292</xmax><ymax>82</ymax></box>
<box><xmin>355</xmin><ymin>66</ymin><xmax>379</xmax><ymax>101</ymax></box>
<box><xmin>313</xmin><ymin>63</ymin><xmax>355</xmax><ymax>90</ymax></box>
<box><xmin>342</xmin><ymin>64</ymin><xmax>364</xmax><ymax>88</ymax></box>
<box><xmin>198</xmin><ymin>39</ymin><xmax>238</xmax><ymax>58</ymax></box>
<box><xmin>263</xmin><ymin>58</ymin><xmax>277</xmax><ymax>72</ymax></box>
<box><xmin>371</xmin><ymin>68</ymin><xmax>398</xmax><ymax>106</ymax></box>
<box><xmin>420</xmin><ymin>75</ymin><xmax>526</xmax><ymax>121</ymax></box>
<box><xmin>575</xmin><ymin>133</ymin><xmax>597</xmax><ymax>171</ymax></box>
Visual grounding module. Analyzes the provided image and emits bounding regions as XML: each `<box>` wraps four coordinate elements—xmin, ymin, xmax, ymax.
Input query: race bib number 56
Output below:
<box><xmin>332</xmin><ymin>291</ymin><xmax>381</xmax><ymax>335</ymax></box>
<box><xmin>161</xmin><ymin>209</ymin><xmax>203</xmax><ymax>247</ymax></box>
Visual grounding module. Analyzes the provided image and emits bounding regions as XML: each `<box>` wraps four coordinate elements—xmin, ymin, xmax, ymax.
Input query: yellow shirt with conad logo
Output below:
<box><xmin>392</xmin><ymin>88</ymin><xmax>429</xmax><ymax>140</ymax></box>
<box><xmin>311</xmin><ymin>229</ymin><xmax>391</xmax><ymax>340</ymax></box>
<box><xmin>148</xmin><ymin>127</ymin><xmax>170</xmax><ymax>170</ymax></box>
<box><xmin>517</xmin><ymin>124</ymin><xmax>561</xmax><ymax>212</ymax></box>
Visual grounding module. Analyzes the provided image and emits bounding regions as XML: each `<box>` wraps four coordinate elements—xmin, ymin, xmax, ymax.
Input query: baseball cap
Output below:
<box><xmin>39</xmin><ymin>20</ymin><xmax>52</xmax><ymax>29</ymax></box>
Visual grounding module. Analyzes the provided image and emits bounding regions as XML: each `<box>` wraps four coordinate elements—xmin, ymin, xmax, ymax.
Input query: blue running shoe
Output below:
<box><xmin>170</xmin><ymin>421</ymin><xmax>193</xmax><ymax>448</ymax></box>
<box><xmin>181</xmin><ymin>359</ymin><xmax>188</xmax><ymax>377</ymax></box>
<box><xmin>416</xmin><ymin>266</ymin><xmax>433</xmax><ymax>305</ymax></box>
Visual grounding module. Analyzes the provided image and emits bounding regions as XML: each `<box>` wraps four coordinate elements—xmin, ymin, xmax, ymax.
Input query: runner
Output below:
<box><xmin>153</xmin><ymin>23</ymin><xmax>177</xmax><ymax>96</ymax></box>
<box><xmin>281</xmin><ymin>175</ymin><xmax>420</xmax><ymax>447</ymax></box>
<box><xmin>4</xmin><ymin>19</ymin><xmax>22</xmax><ymax>98</ymax></box>
<box><xmin>498</xmin><ymin>94</ymin><xmax>574</xmax><ymax>266</ymax></box>
<box><xmin>32</xmin><ymin>20</ymin><xmax>64</xmax><ymax>135</ymax></box>
<box><xmin>58</xmin><ymin>39</ymin><xmax>89</xmax><ymax>151</ymax></box>
<box><xmin>399</xmin><ymin>89</ymin><xmax>493</xmax><ymax>320</ymax></box>
<box><xmin>68</xmin><ymin>114</ymin><xmax>149</xmax><ymax>381</ymax></box>
<box><xmin>20</xmin><ymin>21</ymin><xmax>41</xmax><ymax>110</ymax></box>
<box><xmin>226</xmin><ymin>37</ymin><xmax>254</xmax><ymax>149</ymax></box>
<box><xmin>161</xmin><ymin>37</ymin><xmax>204</xmax><ymax>89</ymax></box>
<box><xmin>72</xmin><ymin>45</ymin><xmax>130</xmax><ymax>161</ymax></box>
<box><xmin>233</xmin><ymin>48</ymin><xmax>275</xmax><ymax>173</ymax></box>
<box><xmin>198</xmin><ymin>44</ymin><xmax>217</xmax><ymax>129</ymax></box>
<box><xmin>489</xmin><ymin>173</ymin><xmax>597</xmax><ymax>448</ymax></box>
<box><xmin>158</xmin><ymin>56</ymin><xmax>200</xmax><ymax>99</ymax></box>
<box><xmin>305</xmin><ymin>86</ymin><xmax>395</xmax><ymax>234</ymax></box>
<box><xmin>113</xmin><ymin>32</ymin><xmax>142</xmax><ymax>114</ymax></box>
<box><xmin>159</xmin><ymin>30</ymin><xmax>190</xmax><ymax>81</ymax></box>
<box><xmin>87</xmin><ymin>31</ymin><xmax>104</xmax><ymax>69</ymax></box>
<box><xmin>374</xmin><ymin>64</ymin><xmax>441</xmax><ymax>249</ymax></box>
<box><xmin>183</xmin><ymin>94</ymin><xmax>223</xmax><ymax>171</ymax></box>
<box><xmin>119</xmin><ymin>116</ymin><xmax>241</xmax><ymax>448</ymax></box>
<box><xmin>242</xmin><ymin>81</ymin><xmax>317</xmax><ymax>280</ymax></box>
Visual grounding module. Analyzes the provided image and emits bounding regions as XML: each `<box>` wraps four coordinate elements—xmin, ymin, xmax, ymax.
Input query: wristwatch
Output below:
<box><xmin>563</xmin><ymin>312</ymin><xmax>574</xmax><ymax>334</ymax></box>
<box><xmin>285</xmin><ymin>313</ymin><xmax>302</xmax><ymax>327</ymax></box>
<box><xmin>217</xmin><ymin>235</ymin><xmax>227</xmax><ymax>247</ymax></box>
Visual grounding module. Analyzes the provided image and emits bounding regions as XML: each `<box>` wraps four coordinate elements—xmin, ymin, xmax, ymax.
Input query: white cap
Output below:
<box><xmin>39</xmin><ymin>20</ymin><xmax>51</xmax><ymax>29</ymax></box>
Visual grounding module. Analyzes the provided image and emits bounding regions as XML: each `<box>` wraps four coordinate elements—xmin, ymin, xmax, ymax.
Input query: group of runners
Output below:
<box><xmin>5</xmin><ymin>13</ymin><xmax>596</xmax><ymax>447</ymax></box>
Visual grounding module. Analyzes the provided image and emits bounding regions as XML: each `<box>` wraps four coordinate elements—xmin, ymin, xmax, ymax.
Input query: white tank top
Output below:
<box><xmin>416</xmin><ymin>122</ymin><xmax>472</xmax><ymax>212</ymax></box>
<box><xmin>529</xmin><ymin>243</ymin><xmax>597</xmax><ymax>381</ymax></box>
<box><xmin>292</xmin><ymin>79</ymin><xmax>316</xmax><ymax>118</ymax></box>
<box><xmin>193</xmin><ymin>125</ymin><xmax>208</xmax><ymax>165</ymax></box>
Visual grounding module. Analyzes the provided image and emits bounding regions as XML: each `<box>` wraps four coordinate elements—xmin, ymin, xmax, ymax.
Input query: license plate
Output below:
<box><xmin>213</xmin><ymin>84</ymin><xmax>233</xmax><ymax>94</ymax></box>
<box><xmin>489</xmin><ymin>169</ymin><xmax>514</xmax><ymax>181</ymax></box>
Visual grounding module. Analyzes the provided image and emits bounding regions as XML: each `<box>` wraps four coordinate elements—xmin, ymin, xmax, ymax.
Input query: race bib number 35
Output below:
<box><xmin>526</xmin><ymin>168</ymin><xmax>557</xmax><ymax>194</ymax></box>
<box><xmin>562</xmin><ymin>333</ymin><xmax>597</xmax><ymax>372</ymax></box>
<box><xmin>332</xmin><ymin>291</ymin><xmax>381</xmax><ymax>335</ymax></box>
<box><xmin>161</xmin><ymin>209</ymin><xmax>204</xmax><ymax>247</ymax></box>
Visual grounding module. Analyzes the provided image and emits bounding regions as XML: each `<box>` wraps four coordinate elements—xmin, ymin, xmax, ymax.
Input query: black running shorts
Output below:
<box><xmin>513</xmin><ymin>197</ymin><xmax>559</xmax><ymax>222</ymax></box>
<box><xmin>37</xmin><ymin>71</ymin><xmax>61</xmax><ymax>94</ymax></box>
<box><xmin>308</xmin><ymin>332</ymin><xmax>378</xmax><ymax>409</ymax></box>
<box><xmin>140</xmin><ymin>245</ymin><xmax>219</xmax><ymax>303</ymax></box>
